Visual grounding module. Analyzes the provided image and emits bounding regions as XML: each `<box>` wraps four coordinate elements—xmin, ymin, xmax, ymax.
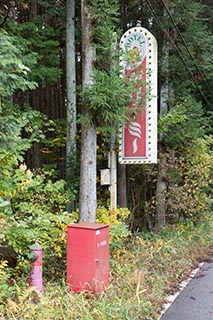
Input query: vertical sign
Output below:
<box><xmin>119</xmin><ymin>27</ymin><xmax>157</xmax><ymax>164</ymax></box>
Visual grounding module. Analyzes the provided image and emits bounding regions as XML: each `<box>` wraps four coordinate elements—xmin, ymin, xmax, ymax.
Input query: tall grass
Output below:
<box><xmin>0</xmin><ymin>214</ymin><xmax>212</xmax><ymax>320</ymax></box>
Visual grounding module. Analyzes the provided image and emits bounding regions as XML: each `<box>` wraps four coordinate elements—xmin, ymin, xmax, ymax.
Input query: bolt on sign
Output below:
<box><xmin>119</xmin><ymin>27</ymin><xmax>157</xmax><ymax>164</ymax></box>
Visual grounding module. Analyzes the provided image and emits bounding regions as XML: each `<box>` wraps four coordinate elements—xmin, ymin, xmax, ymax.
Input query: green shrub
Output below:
<box><xmin>96</xmin><ymin>206</ymin><xmax>131</xmax><ymax>253</ymax></box>
<box><xmin>0</xmin><ymin>261</ymin><xmax>13</xmax><ymax>302</ymax></box>
<box><xmin>166</xmin><ymin>136</ymin><xmax>212</xmax><ymax>221</ymax></box>
<box><xmin>1</xmin><ymin>214</ymin><xmax>212</xmax><ymax>320</ymax></box>
<box><xmin>1</xmin><ymin>169</ymin><xmax>77</xmax><ymax>279</ymax></box>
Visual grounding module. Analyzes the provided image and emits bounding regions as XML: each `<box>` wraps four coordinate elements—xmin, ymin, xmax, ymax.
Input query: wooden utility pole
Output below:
<box><xmin>110</xmin><ymin>150</ymin><xmax>117</xmax><ymax>210</ymax></box>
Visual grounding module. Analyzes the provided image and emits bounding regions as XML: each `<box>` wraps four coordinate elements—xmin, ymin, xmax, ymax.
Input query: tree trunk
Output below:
<box><xmin>155</xmin><ymin>19</ymin><xmax>169</xmax><ymax>231</ymax></box>
<box><xmin>30</xmin><ymin>0</ymin><xmax>37</xmax><ymax>19</ymax></box>
<box><xmin>66</xmin><ymin>0</ymin><xmax>77</xmax><ymax>209</ymax></box>
<box><xmin>79</xmin><ymin>124</ymin><xmax>97</xmax><ymax>222</ymax></box>
<box><xmin>155</xmin><ymin>144</ymin><xmax>167</xmax><ymax>230</ymax></box>
<box><xmin>79</xmin><ymin>0</ymin><xmax>97</xmax><ymax>222</ymax></box>
<box><xmin>117</xmin><ymin>163</ymin><xmax>127</xmax><ymax>207</ymax></box>
<box><xmin>66</xmin><ymin>0</ymin><xmax>76</xmax><ymax>159</ymax></box>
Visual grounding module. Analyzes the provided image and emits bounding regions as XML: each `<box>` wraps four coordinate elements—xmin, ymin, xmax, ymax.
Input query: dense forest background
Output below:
<box><xmin>0</xmin><ymin>0</ymin><xmax>212</xmax><ymax>265</ymax></box>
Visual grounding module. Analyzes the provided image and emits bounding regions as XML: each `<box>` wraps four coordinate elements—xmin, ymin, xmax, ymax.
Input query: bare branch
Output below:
<box><xmin>0</xmin><ymin>3</ymin><xmax>11</xmax><ymax>28</ymax></box>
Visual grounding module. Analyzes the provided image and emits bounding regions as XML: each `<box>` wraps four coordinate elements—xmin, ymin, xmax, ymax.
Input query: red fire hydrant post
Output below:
<box><xmin>29</xmin><ymin>240</ymin><xmax>42</xmax><ymax>292</ymax></box>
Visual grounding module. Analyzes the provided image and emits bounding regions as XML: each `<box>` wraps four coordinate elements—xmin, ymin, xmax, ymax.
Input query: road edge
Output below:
<box><xmin>158</xmin><ymin>262</ymin><xmax>204</xmax><ymax>319</ymax></box>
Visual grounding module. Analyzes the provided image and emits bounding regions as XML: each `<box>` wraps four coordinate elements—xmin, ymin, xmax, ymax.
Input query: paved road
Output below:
<box><xmin>160</xmin><ymin>258</ymin><xmax>213</xmax><ymax>320</ymax></box>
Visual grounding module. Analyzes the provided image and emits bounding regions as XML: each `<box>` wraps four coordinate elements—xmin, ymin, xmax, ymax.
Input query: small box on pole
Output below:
<box><xmin>100</xmin><ymin>169</ymin><xmax>110</xmax><ymax>185</ymax></box>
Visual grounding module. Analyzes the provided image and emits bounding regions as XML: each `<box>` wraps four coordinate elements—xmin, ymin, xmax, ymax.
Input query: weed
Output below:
<box><xmin>0</xmin><ymin>213</ymin><xmax>212</xmax><ymax>319</ymax></box>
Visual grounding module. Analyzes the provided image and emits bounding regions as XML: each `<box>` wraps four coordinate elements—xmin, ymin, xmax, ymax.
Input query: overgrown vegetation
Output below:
<box><xmin>127</xmin><ymin>95</ymin><xmax>212</xmax><ymax>230</ymax></box>
<box><xmin>0</xmin><ymin>214</ymin><xmax>212</xmax><ymax>319</ymax></box>
<box><xmin>0</xmin><ymin>0</ymin><xmax>212</xmax><ymax>319</ymax></box>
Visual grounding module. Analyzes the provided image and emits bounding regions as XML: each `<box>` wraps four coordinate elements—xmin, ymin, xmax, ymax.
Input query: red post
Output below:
<box><xmin>29</xmin><ymin>240</ymin><xmax>42</xmax><ymax>292</ymax></box>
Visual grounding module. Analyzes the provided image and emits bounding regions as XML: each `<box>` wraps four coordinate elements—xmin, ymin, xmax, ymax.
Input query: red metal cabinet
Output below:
<box><xmin>66</xmin><ymin>222</ymin><xmax>109</xmax><ymax>292</ymax></box>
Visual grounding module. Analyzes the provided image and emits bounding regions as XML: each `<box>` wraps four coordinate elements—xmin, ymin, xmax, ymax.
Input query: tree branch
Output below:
<box><xmin>0</xmin><ymin>3</ymin><xmax>11</xmax><ymax>28</ymax></box>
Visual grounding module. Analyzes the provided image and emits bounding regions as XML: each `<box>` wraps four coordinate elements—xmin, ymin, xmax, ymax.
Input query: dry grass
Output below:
<box><xmin>0</xmin><ymin>215</ymin><xmax>212</xmax><ymax>320</ymax></box>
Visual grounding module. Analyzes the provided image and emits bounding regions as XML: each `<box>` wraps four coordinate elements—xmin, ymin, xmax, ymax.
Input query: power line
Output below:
<box><xmin>144</xmin><ymin>0</ymin><xmax>197</xmax><ymax>77</ymax></box>
<box><xmin>144</xmin><ymin>0</ymin><xmax>212</xmax><ymax>107</ymax></box>
<box><xmin>157</xmin><ymin>0</ymin><xmax>213</xmax><ymax>97</ymax></box>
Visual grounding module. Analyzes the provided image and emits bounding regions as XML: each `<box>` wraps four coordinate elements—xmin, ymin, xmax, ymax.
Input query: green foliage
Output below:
<box><xmin>162</xmin><ymin>0</ymin><xmax>213</xmax><ymax>98</ymax></box>
<box><xmin>0</xmin><ymin>105</ymin><xmax>39</xmax><ymax>207</ymax></box>
<box><xmin>0</xmin><ymin>159</ymin><xmax>30</xmax><ymax>203</ymax></box>
<box><xmin>0</xmin><ymin>5</ymin><xmax>212</xmax><ymax>319</ymax></box>
<box><xmin>0</xmin><ymin>102</ymin><xmax>59</xmax><ymax>206</ymax></box>
<box><xmin>166</xmin><ymin>136</ymin><xmax>212</xmax><ymax>221</ymax></box>
<box><xmin>156</xmin><ymin>96</ymin><xmax>212</xmax><ymax>222</ymax></box>
<box><xmin>96</xmin><ymin>206</ymin><xmax>131</xmax><ymax>252</ymax></box>
<box><xmin>1</xmin><ymin>169</ymin><xmax>77</xmax><ymax>278</ymax></box>
<box><xmin>79</xmin><ymin>68</ymin><xmax>134</xmax><ymax>130</ymax></box>
<box><xmin>89</xmin><ymin>0</ymin><xmax>120</xmax><ymax>71</ymax></box>
<box><xmin>80</xmin><ymin>0</ymin><xmax>149</xmax><ymax>136</ymax></box>
<box><xmin>0</xmin><ymin>107</ymin><xmax>74</xmax><ymax>281</ymax></box>
<box><xmin>39</xmin><ymin>118</ymin><xmax>67</xmax><ymax>168</ymax></box>
<box><xmin>0</xmin><ymin>215</ymin><xmax>212</xmax><ymax>319</ymax></box>
<box><xmin>7</xmin><ymin>19</ymin><xmax>62</xmax><ymax>84</ymax></box>
<box><xmin>0</xmin><ymin>261</ymin><xmax>14</xmax><ymax>303</ymax></box>
<box><xmin>37</xmin><ymin>0</ymin><xmax>65</xmax><ymax>22</ymax></box>
<box><xmin>80</xmin><ymin>0</ymin><xmax>145</xmax><ymax>134</ymax></box>
<box><xmin>146</xmin><ymin>135</ymin><xmax>212</xmax><ymax>225</ymax></box>
<box><xmin>159</xmin><ymin>97</ymin><xmax>206</xmax><ymax>148</ymax></box>
<box><xmin>0</xmin><ymin>30</ymin><xmax>37</xmax><ymax>97</ymax></box>
<box><xmin>70</xmin><ymin>205</ymin><xmax>131</xmax><ymax>254</ymax></box>
<box><xmin>0</xmin><ymin>111</ymin><xmax>30</xmax><ymax>162</ymax></box>
<box><xmin>0</xmin><ymin>103</ymin><xmax>47</xmax><ymax>159</ymax></box>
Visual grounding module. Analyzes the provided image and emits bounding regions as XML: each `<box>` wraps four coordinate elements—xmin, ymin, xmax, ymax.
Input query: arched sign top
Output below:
<box><xmin>120</xmin><ymin>27</ymin><xmax>157</xmax><ymax>47</ymax></box>
<box><xmin>119</xmin><ymin>27</ymin><xmax>158</xmax><ymax>164</ymax></box>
